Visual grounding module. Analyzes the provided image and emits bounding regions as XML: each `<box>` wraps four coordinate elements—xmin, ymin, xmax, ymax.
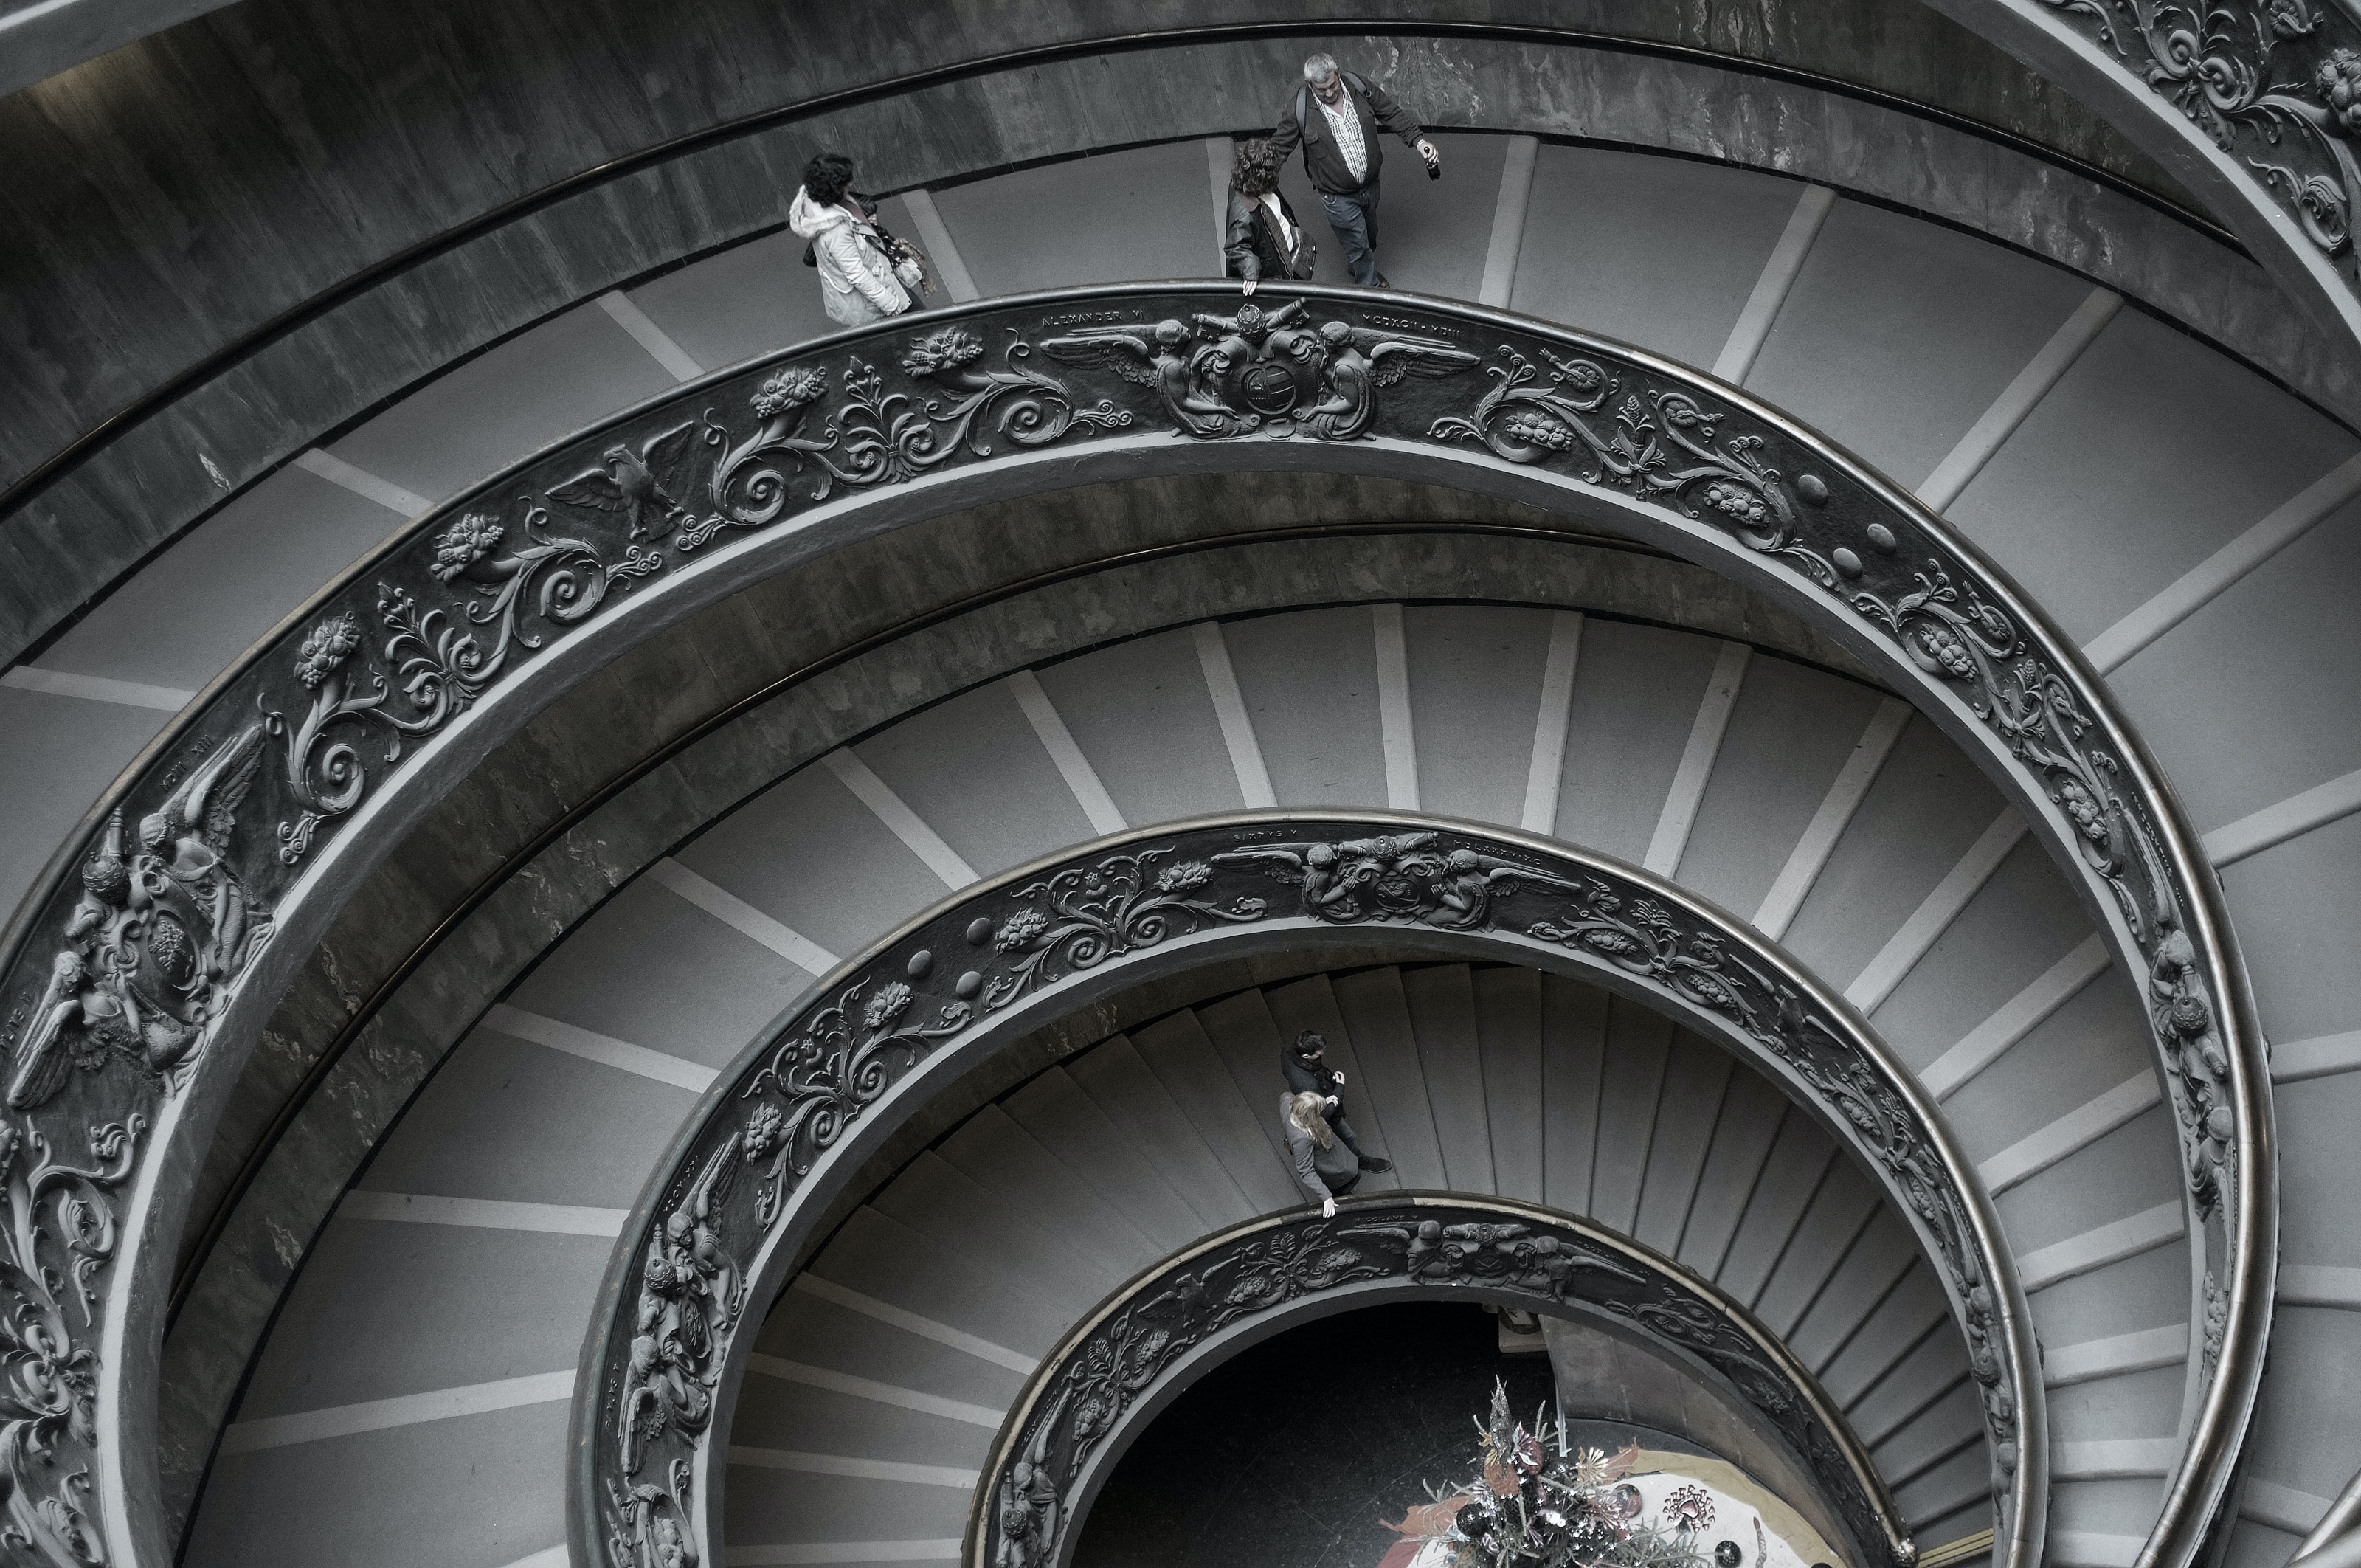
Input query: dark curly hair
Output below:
<box><xmin>1231</xmin><ymin>137</ymin><xmax>1282</xmax><ymax>198</ymax></box>
<box><xmin>802</xmin><ymin>151</ymin><xmax>857</xmax><ymax>207</ymax></box>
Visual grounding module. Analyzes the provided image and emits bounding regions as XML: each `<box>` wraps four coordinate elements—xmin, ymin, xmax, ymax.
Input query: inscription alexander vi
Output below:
<box><xmin>1043</xmin><ymin>309</ymin><xmax>1127</xmax><ymax>329</ymax></box>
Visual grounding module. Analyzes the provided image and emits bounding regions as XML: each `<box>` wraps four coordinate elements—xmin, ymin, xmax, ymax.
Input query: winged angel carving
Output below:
<box><xmin>608</xmin><ymin>1135</ymin><xmax>746</xmax><ymax>1567</ymax></box>
<box><xmin>10</xmin><ymin>725</ymin><xmax>274</xmax><ymax>1111</ymax></box>
<box><xmin>1043</xmin><ymin>302</ymin><xmax>1476</xmax><ymax>438</ymax></box>
<box><xmin>1212</xmin><ymin>830</ymin><xmax>1580</xmax><ymax>928</ymax></box>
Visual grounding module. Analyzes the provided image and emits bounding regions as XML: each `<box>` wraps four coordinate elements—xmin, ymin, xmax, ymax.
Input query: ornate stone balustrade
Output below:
<box><xmin>973</xmin><ymin>1194</ymin><xmax>1908</xmax><ymax>1568</ymax></box>
<box><xmin>1926</xmin><ymin>0</ymin><xmax>2361</xmax><ymax>359</ymax></box>
<box><xmin>0</xmin><ymin>284</ymin><xmax>2266</xmax><ymax>1568</ymax></box>
<box><xmin>578</xmin><ymin>817</ymin><xmax>2033</xmax><ymax>1568</ymax></box>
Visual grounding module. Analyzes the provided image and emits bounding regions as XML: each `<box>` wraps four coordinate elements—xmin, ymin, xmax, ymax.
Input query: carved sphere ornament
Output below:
<box><xmin>0</xmin><ymin>286</ymin><xmax>2267</xmax><ymax>1568</ymax></box>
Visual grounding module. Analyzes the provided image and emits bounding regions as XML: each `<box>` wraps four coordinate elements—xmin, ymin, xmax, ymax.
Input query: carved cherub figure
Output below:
<box><xmin>63</xmin><ymin>809</ymin><xmax>132</xmax><ymax>947</ymax></box>
<box><xmin>7</xmin><ymin>950</ymin><xmax>116</xmax><ymax>1110</ymax></box>
<box><xmin>136</xmin><ymin>723</ymin><xmax>271</xmax><ymax>992</ymax></box>
<box><xmin>12</xmin><ymin>731</ymin><xmax>272</xmax><ymax>1108</ymax></box>
<box><xmin>1344</xmin><ymin>1218</ymin><xmax>1454</xmax><ymax>1280</ymax></box>
<box><xmin>619</xmin><ymin>1139</ymin><xmax>741</xmax><ymax>1474</ymax></box>
<box><xmin>1042</xmin><ymin>319</ymin><xmax>1258</xmax><ymax>437</ymax></box>
<box><xmin>1302</xmin><ymin>320</ymin><xmax>1480</xmax><ymax>441</ymax></box>
<box><xmin>1214</xmin><ymin>833</ymin><xmax>1573</xmax><ymax>928</ymax></box>
<box><xmin>550</xmin><ymin>420</ymin><xmax>696</xmax><ymax>539</ymax></box>
<box><xmin>995</xmin><ymin>1391</ymin><xmax>1068</xmax><ymax>1568</ymax></box>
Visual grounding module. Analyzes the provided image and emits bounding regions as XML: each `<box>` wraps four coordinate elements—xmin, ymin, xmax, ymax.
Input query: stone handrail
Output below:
<box><xmin>1922</xmin><ymin>0</ymin><xmax>2361</xmax><ymax>359</ymax></box>
<box><xmin>0</xmin><ymin>283</ymin><xmax>2265</xmax><ymax>1568</ymax></box>
<box><xmin>577</xmin><ymin>815</ymin><xmax>2035</xmax><ymax>1568</ymax></box>
<box><xmin>971</xmin><ymin>1194</ymin><xmax>1908</xmax><ymax>1568</ymax></box>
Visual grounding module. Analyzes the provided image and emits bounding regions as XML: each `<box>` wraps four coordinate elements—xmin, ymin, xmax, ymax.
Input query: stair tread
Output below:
<box><xmin>1713</xmin><ymin>1111</ymin><xmax>1839</xmax><ymax>1306</ymax></box>
<box><xmin>1538</xmin><ymin>973</ymin><xmax>1610</xmax><ymax>1216</ymax></box>
<box><xmin>1473</xmin><ymin>966</ymin><xmax>1546</xmax><ymax>1205</ymax></box>
<box><xmin>1000</xmin><ymin>1067</ymin><xmax>1208</xmax><ymax>1251</ymax></box>
<box><xmin>935</xmin><ymin>1104</ymin><xmax>1162</xmax><ymax>1277</ymax></box>
<box><xmin>753</xmin><ymin>1285</ymin><xmax>1028</xmax><ymax>1410</ymax></box>
<box><xmin>1402</xmin><ymin>964</ymin><xmax>1500</xmax><ymax>1195</ymax></box>
<box><xmin>1754</xmin><ymin>1158</ymin><xmax>1884</xmax><ymax>1336</ymax></box>
<box><xmin>1631</xmin><ymin>1030</ymin><xmax>1735</xmax><ymax>1257</ymax></box>
<box><xmin>1676</xmin><ymin>1071</ymin><xmax>1791</xmax><ymax>1280</ymax></box>
<box><xmin>1330</xmin><ymin>967</ymin><xmax>1451</xmax><ymax>1190</ymax></box>
<box><xmin>1193</xmin><ymin>988</ymin><xmax>1304</xmax><ymax>1175</ymax></box>
<box><xmin>1066</xmin><ymin>1037</ymin><xmax>1258</xmax><ymax>1228</ymax></box>
<box><xmin>872</xmin><ymin>1153</ymin><xmax>1121</xmax><ymax>1309</ymax></box>
<box><xmin>725</xmin><ymin>1463</ymin><xmax>974</xmax><ymax>1548</ymax></box>
<box><xmin>1589</xmin><ymin>999</ymin><xmax>1675</xmax><ymax>1234</ymax></box>
<box><xmin>1818</xmin><ymin>1263</ymin><xmax>1952</xmax><ymax>1409</ymax></box>
<box><xmin>811</xmin><ymin>1206</ymin><xmax>1073</xmax><ymax>1357</ymax></box>
<box><xmin>730</xmin><ymin>1372</ymin><xmax>995</xmax><ymax>1467</ymax></box>
<box><xmin>1132</xmin><ymin>1009</ymin><xmax>1299</xmax><ymax>1213</ymax></box>
<box><xmin>1788</xmin><ymin>1207</ymin><xmax>1921</xmax><ymax>1370</ymax></box>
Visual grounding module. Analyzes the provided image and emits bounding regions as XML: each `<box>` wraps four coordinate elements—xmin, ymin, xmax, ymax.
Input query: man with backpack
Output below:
<box><xmin>1262</xmin><ymin>53</ymin><xmax>1440</xmax><ymax>289</ymax></box>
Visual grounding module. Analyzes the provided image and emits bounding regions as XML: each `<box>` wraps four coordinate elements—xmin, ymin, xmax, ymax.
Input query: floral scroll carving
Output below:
<box><xmin>2033</xmin><ymin>0</ymin><xmax>2361</xmax><ymax>280</ymax></box>
<box><xmin>975</xmin><ymin>1200</ymin><xmax>1909</xmax><ymax>1568</ymax></box>
<box><xmin>1427</xmin><ymin>339</ymin><xmax>2241</xmax><ymax>1335</ymax></box>
<box><xmin>587</xmin><ymin>818</ymin><xmax>2035</xmax><ymax>1568</ymax></box>
<box><xmin>1526</xmin><ymin>882</ymin><xmax>2025</xmax><ymax>1489</ymax></box>
<box><xmin>0</xmin><ymin>287</ymin><xmax>2241</xmax><ymax>1568</ymax></box>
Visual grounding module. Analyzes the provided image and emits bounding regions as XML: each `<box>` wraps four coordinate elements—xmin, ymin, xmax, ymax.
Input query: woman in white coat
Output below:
<box><xmin>789</xmin><ymin>152</ymin><xmax>924</xmax><ymax>327</ymax></box>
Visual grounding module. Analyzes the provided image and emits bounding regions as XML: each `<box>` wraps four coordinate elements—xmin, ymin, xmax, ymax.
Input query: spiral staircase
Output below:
<box><xmin>728</xmin><ymin>962</ymin><xmax>1992</xmax><ymax>1563</ymax></box>
<box><xmin>182</xmin><ymin>592</ymin><xmax>2164</xmax><ymax>1567</ymax></box>
<box><xmin>8</xmin><ymin>13</ymin><xmax>2361</xmax><ymax>1568</ymax></box>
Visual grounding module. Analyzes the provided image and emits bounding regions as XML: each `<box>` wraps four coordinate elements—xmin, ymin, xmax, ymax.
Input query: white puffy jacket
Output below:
<box><xmin>787</xmin><ymin>186</ymin><xmax>912</xmax><ymax>327</ymax></box>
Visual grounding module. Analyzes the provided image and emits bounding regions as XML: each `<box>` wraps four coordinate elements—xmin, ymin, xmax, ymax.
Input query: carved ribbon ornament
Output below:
<box><xmin>0</xmin><ymin>286</ymin><xmax>2254</xmax><ymax>1568</ymax></box>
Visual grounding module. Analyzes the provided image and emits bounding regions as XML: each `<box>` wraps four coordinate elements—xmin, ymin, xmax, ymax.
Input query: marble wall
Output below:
<box><xmin>0</xmin><ymin>2</ymin><xmax>2233</xmax><ymax>668</ymax></box>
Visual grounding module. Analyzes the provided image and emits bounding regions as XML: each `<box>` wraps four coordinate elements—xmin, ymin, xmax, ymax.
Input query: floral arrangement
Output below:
<box><xmin>1392</xmin><ymin>1382</ymin><xmax>1714</xmax><ymax>1568</ymax></box>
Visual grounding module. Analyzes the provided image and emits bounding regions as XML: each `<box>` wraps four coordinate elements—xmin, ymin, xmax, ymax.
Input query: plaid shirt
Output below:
<box><xmin>1316</xmin><ymin>91</ymin><xmax>1369</xmax><ymax>184</ymax></box>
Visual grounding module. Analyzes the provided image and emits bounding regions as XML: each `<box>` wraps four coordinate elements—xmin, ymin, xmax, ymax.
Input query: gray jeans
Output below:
<box><xmin>1318</xmin><ymin>182</ymin><xmax>1383</xmax><ymax>286</ymax></box>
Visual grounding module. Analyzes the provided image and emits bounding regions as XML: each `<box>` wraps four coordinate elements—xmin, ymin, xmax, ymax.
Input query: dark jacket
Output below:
<box><xmin>1281</xmin><ymin>1094</ymin><xmax>1361</xmax><ymax>1205</ymax></box>
<box><xmin>1224</xmin><ymin>187</ymin><xmax>1314</xmax><ymax>282</ymax></box>
<box><xmin>1282</xmin><ymin>1043</ymin><xmax>1345</xmax><ymax>1101</ymax></box>
<box><xmin>1265</xmin><ymin>72</ymin><xmax>1425</xmax><ymax>195</ymax></box>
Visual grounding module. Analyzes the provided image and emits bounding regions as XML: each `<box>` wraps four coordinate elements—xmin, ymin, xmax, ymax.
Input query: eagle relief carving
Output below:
<box><xmin>1042</xmin><ymin>300</ymin><xmax>1477</xmax><ymax>438</ymax></box>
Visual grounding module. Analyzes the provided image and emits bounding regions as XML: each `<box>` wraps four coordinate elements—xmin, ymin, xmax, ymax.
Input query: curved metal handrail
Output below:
<box><xmin>0</xmin><ymin>283</ymin><xmax>2263</xmax><ymax>1568</ymax></box>
<box><xmin>577</xmin><ymin>815</ymin><xmax>2038</xmax><ymax>1568</ymax></box>
<box><xmin>2291</xmin><ymin>1471</ymin><xmax>2361</xmax><ymax>1568</ymax></box>
<box><xmin>1916</xmin><ymin>0</ymin><xmax>2361</xmax><ymax>359</ymax></box>
<box><xmin>968</xmin><ymin>1194</ymin><xmax>1908</xmax><ymax>1568</ymax></box>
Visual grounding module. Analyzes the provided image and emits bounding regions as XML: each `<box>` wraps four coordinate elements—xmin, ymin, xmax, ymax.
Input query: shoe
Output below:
<box><xmin>1373</xmin><ymin>272</ymin><xmax>1392</xmax><ymax>289</ymax></box>
<box><xmin>1358</xmin><ymin>1154</ymin><xmax>1393</xmax><ymax>1173</ymax></box>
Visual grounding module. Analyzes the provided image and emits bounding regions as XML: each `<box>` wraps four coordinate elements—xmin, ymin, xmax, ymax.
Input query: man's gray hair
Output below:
<box><xmin>1302</xmin><ymin>52</ymin><xmax>1340</xmax><ymax>85</ymax></box>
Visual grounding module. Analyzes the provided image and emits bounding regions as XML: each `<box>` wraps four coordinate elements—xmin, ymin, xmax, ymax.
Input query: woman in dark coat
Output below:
<box><xmin>1224</xmin><ymin>137</ymin><xmax>1314</xmax><ymax>293</ymax></box>
<box><xmin>1282</xmin><ymin>1090</ymin><xmax>1361</xmax><ymax>1217</ymax></box>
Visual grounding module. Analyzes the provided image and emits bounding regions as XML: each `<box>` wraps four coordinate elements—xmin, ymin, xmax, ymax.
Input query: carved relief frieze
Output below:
<box><xmin>582</xmin><ymin>819</ymin><xmax>2040</xmax><ymax>1568</ymax></box>
<box><xmin>0</xmin><ymin>286</ymin><xmax>2249</xmax><ymax>1567</ymax></box>
<box><xmin>2031</xmin><ymin>0</ymin><xmax>2361</xmax><ymax>286</ymax></box>
<box><xmin>973</xmin><ymin>1199</ymin><xmax>1907</xmax><ymax>1568</ymax></box>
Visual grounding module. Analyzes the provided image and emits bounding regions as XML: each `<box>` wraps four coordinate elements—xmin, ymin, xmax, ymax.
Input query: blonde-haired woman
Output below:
<box><xmin>1283</xmin><ymin>1089</ymin><xmax>1362</xmax><ymax>1218</ymax></box>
